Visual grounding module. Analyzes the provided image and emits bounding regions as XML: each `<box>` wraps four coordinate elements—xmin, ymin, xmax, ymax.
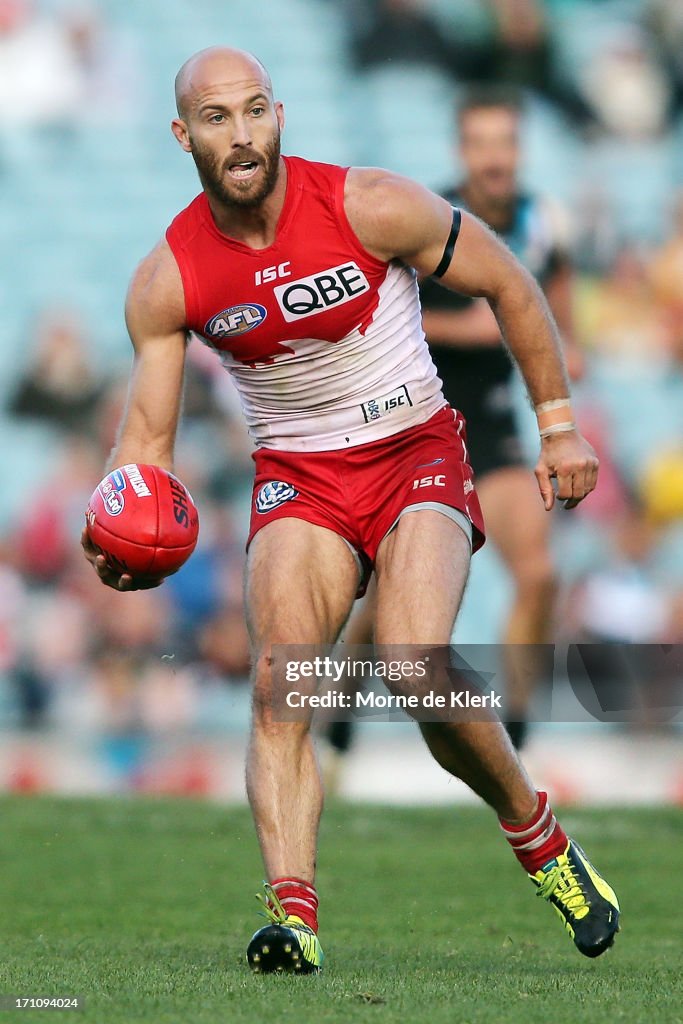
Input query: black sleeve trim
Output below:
<box><xmin>432</xmin><ymin>207</ymin><xmax>462</xmax><ymax>279</ymax></box>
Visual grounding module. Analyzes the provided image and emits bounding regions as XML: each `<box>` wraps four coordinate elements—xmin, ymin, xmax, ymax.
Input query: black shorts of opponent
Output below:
<box><xmin>430</xmin><ymin>344</ymin><xmax>526</xmax><ymax>481</ymax></box>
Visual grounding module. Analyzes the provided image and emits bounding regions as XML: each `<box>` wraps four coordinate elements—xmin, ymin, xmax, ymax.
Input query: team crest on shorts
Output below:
<box><xmin>255</xmin><ymin>480</ymin><xmax>299</xmax><ymax>514</ymax></box>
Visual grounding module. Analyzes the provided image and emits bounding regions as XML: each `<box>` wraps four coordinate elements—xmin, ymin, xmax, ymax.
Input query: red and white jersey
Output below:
<box><xmin>166</xmin><ymin>155</ymin><xmax>444</xmax><ymax>451</ymax></box>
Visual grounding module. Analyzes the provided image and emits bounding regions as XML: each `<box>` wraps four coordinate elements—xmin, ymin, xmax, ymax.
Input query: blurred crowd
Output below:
<box><xmin>346</xmin><ymin>0</ymin><xmax>683</xmax><ymax>140</ymax></box>
<box><xmin>0</xmin><ymin>0</ymin><xmax>140</xmax><ymax>132</ymax></box>
<box><xmin>1</xmin><ymin>0</ymin><xmax>682</xmax><ymax>782</ymax></box>
<box><xmin>3</xmin><ymin>0</ymin><xmax>683</xmax><ymax>143</ymax></box>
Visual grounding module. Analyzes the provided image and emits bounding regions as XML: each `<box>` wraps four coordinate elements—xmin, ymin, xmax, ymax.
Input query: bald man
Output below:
<box><xmin>81</xmin><ymin>48</ymin><xmax>619</xmax><ymax>973</ymax></box>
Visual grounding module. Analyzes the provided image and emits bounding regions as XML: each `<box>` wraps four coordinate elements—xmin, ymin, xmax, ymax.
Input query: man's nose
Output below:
<box><xmin>231</xmin><ymin>117</ymin><xmax>252</xmax><ymax>148</ymax></box>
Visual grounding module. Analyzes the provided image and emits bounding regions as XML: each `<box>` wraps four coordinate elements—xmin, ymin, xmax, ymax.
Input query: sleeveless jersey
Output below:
<box><xmin>166</xmin><ymin>155</ymin><xmax>444</xmax><ymax>452</ymax></box>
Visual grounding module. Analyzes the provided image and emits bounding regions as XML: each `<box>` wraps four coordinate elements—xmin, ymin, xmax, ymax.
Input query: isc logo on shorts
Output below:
<box><xmin>274</xmin><ymin>262</ymin><xmax>370</xmax><ymax>322</ymax></box>
<box><xmin>205</xmin><ymin>303</ymin><xmax>267</xmax><ymax>338</ymax></box>
<box><xmin>412</xmin><ymin>474</ymin><xmax>446</xmax><ymax>489</ymax></box>
<box><xmin>255</xmin><ymin>480</ymin><xmax>300</xmax><ymax>514</ymax></box>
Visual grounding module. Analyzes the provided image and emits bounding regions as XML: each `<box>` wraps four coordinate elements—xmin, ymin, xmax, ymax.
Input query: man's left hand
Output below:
<box><xmin>534</xmin><ymin>431</ymin><xmax>599</xmax><ymax>511</ymax></box>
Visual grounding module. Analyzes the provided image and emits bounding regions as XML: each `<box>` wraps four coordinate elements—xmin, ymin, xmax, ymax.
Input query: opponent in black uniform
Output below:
<box><xmin>420</xmin><ymin>89</ymin><xmax>582</xmax><ymax>749</ymax></box>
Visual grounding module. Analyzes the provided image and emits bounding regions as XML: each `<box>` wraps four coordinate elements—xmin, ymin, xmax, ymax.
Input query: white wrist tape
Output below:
<box><xmin>539</xmin><ymin>422</ymin><xmax>576</xmax><ymax>438</ymax></box>
<box><xmin>535</xmin><ymin>399</ymin><xmax>572</xmax><ymax>414</ymax></box>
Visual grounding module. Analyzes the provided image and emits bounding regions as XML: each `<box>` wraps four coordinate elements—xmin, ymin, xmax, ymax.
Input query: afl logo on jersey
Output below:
<box><xmin>255</xmin><ymin>480</ymin><xmax>299</xmax><ymax>514</ymax></box>
<box><xmin>205</xmin><ymin>303</ymin><xmax>267</xmax><ymax>339</ymax></box>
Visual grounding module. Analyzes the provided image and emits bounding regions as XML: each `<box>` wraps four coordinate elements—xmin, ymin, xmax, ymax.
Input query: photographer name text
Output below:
<box><xmin>285</xmin><ymin>690</ymin><xmax>501</xmax><ymax>709</ymax></box>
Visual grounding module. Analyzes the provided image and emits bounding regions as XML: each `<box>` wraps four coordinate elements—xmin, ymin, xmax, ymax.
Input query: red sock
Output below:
<box><xmin>499</xmin><ymin>791</ymin><xmax>568</xmax><ymax>874</ymax></box>
<box><xmin>271</xmin><ymin>877</ymin><xmax>319</xmax><ymax>933</ymax></box>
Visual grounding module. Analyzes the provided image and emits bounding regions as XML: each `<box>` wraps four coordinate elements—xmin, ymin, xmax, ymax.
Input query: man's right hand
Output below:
<box><xmin>81</xmin><ymin>527</ymin><xmax>163</xmax><ymax>591</ymax></box>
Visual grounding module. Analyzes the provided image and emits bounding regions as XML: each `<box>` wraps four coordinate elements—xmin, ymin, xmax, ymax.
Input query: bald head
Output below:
<box><xmin>171</xmin><ymin>46</ymin><xmax>284</xmax><ymax>212</ymax></box>
<box><xmin>174</xmin><ymin>46</ymin><xmax>272</xmax><ymax>120</ymax></box>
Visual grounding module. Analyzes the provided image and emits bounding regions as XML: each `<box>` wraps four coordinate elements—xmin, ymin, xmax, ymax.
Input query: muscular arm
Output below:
<box><xmin>345</xmin><ymin>168</ymin><xmax>597</xmax><ymax>508</ymax></box>
<box><xmin>110</xmin><ymin>239</ymin><xmax>188</xmax><ymax>470</ymax></box>
<box><xmin>83</xmin><ymin>239</ymin><xmax>188</xmax><ymax>589</ymax></box>
<box><xmin>346</xmin><ymin>168</ymin><xmax>569</xmax><ymax>408</ymax></box>
<box><xmin>421</xmin><ymin>238</ymin><xmax>584</xmax><ymax>377</ymax></box>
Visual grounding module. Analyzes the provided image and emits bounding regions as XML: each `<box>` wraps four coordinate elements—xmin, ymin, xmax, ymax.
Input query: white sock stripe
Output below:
<box><xmin>500</xmin><ymin>804</ymin><xmax>551</xmax><ymax>842</ymax></box>
<box><xmin>280</xmin><ymin>896</ymin><xmax>317</xmax><ymax>912</ymax></box>
<box><xmin>273</xmin><ymin>880</ymin><xmax>318</xmax><ymax>899</ymax></box>
<box><xmin>510</xmin><ymin>815</ymin><xmax>558</xmax><ymax>853</ymax></box>
<box><xmin>275</xmin><ymin>893</ymin><xmax>318</xmax><ymax>909</ymax></box>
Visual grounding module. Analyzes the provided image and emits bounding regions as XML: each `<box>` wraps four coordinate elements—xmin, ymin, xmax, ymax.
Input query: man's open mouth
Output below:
<box><xmin>227</xmin><ymin>161</ymin><xmax>259</xmax><ymax>180</ymax></box>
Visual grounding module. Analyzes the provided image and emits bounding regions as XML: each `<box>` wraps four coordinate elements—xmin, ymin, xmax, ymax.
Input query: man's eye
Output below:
<box><xmin>209</xmin><ymin>113</ymin><xmax>224</xmax><ymax>124</ymax></box>
<box><xmin>251</xmin><ymin>107</ymin><xmax>264</xmax><ymax>117</ymax></box>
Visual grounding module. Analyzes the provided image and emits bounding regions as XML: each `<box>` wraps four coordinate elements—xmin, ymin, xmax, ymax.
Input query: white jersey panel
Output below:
<box><xmin>207</xmin><ymin>262</ymin><xmax>445</xmax><ymax>452</ymax></box>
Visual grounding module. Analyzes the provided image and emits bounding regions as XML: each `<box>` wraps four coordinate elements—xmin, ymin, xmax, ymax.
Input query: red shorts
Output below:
<box><xmin>247</xmin><ymin>405</ymin><xmax>485</xmax><ymax>594</ymax></box>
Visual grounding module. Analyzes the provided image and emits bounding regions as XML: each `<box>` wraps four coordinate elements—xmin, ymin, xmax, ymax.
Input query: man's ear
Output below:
<box><xmin>275</xmin><ymin>101</ymin><xmax>285</xmax><ymax>134</ymax></box>
<box><xmin>171</xmin><ymin>118</ymin><xmax>192</xmax><ymax>153</ymax></box>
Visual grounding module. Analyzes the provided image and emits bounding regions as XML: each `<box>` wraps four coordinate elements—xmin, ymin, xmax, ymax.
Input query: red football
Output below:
<box><xmin>85</xmin><ymin>464</ymin><xmax>199</xmax><ymax>579</ymax></box>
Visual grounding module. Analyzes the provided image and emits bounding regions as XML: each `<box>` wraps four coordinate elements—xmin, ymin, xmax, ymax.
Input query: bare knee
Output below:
<box><xmin>251</xmin><ymin>652</ymin><xmax>311</xmax><ymax>743</ymax></box>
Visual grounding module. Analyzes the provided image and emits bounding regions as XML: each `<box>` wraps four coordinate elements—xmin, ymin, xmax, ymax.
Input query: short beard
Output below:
<box><xmin>191</xmin><ymin>131</ymin><xmax>281</xmax><ymax>209</ymax></box>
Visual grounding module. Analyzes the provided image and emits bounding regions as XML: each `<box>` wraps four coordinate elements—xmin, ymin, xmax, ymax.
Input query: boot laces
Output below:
<box><xmin>537</xmin><ymin>860</ymin><xmax>589</xmax><ymax>919</ymax></box>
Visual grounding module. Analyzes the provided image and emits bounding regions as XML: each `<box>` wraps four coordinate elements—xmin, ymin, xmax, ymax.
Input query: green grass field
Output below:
<box><xmin>0</xmin><ymin>797</ymin><xmax>680</xmax><ymax>1024</ymax></box>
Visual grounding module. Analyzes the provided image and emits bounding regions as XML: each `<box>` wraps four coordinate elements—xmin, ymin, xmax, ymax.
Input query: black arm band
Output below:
<box><xmin>432</xmin><ymin>207</ymin><xmax>462</xmax><ymax>279</ymax></box>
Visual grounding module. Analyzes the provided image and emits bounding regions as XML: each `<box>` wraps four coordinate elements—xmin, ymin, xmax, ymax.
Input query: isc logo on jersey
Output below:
<box><xmin>274</xmin><ymin>262</ymin><xmax>370</xmax><ymax>322</ymax></box>
<box><xmin>361</xmin><ymin>385</ymin><xmax>412</xmax><ymax>423</ymax></box>
<box><xmin>205</xmin><ymin>303</ymin><xmax>267</xmax><ymax>339</ymax></box>
<box><xmin>256</xmin><ymin>481</ymin><xmax>300</xmax><ymax>514</ymax></box>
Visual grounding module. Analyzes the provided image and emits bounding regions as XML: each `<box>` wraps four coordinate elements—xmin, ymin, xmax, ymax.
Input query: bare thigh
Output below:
<box><xmin>246</xmin><ymin>519</ymin><xmax>360</xmax><ymax>657</ymax></box>
<box><xmin>374</xmin><ymin>509</ymin><xmax>471</xmax><ymax>646</ymax></box>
